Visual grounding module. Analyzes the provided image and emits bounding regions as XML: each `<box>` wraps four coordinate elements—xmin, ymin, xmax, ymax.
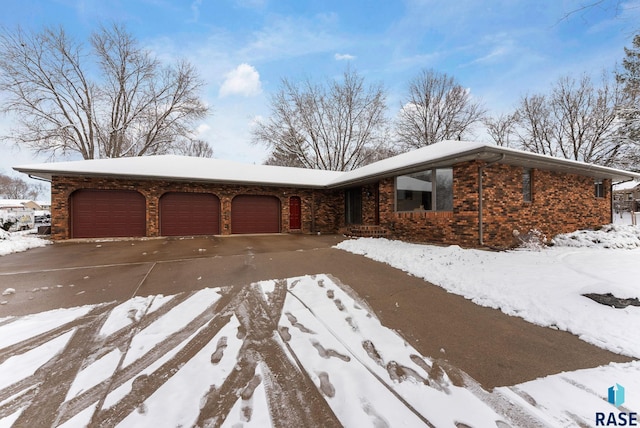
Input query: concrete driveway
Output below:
<box><xmin>0</xmin><ymin>233</ymin><xmax>629</xmax><ymax>392</ymax></box>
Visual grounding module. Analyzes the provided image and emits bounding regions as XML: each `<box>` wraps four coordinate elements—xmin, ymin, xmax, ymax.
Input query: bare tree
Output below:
<box><xmin>0</xmin><ymin>24</ymin><xmax>209</xmax><ymax>160</ymax></box>
<box><xmin>396</xmin><ymin>69</ymin><xmax>486</xmax><ymax>150</ymax></box>
<box><xmin>560</xmin><ymin>0</ymin><xmax>632</xmax><ymax>21</ymax></box>
<box><xmin>263</xmin><ymin>146</ymin><xmax>306</xmax><ymax>168</ymax></box>
<box><xmin>513</xmin><ymin>73</ymin><xmax>630</xmax><ymax>168</ymax></box>
<box><xmin>252</xmin><ymin>68</ymin><xmax>389</xmax><ymax>171</ymax></box>
<box><xmin>513</xmin><ymin>94</ymin><xmax>557</xmax><ymax>157</ymax></box>
<box><xmin>174</xmin><ymin>139</ymin><xmax>214</xmax><ymax>158</ymax></box>
<box><xmin>0</xmin><ymin>174</ymin><xmax>44</xmax><ymax>199</ymax></box>
<box><xmin>617</xmin><ymin>34</ymin><xmax>640</xmax><ymax>148</ymax></box>
<box><xmin>483</xmin><ymin>113</ymin><xmax>518</xmax><ymax>147</ymax></box>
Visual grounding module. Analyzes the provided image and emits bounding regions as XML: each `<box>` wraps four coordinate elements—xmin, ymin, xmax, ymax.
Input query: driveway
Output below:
<box><xmin>0</xmin><ymin>234</ymin><xmax>631</xmax><ymax>426</ymax></box>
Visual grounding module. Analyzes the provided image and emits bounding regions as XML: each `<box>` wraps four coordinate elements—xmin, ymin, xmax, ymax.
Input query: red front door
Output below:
<box><xmin>289</xmin><ymin>196</ymin><xmax>301</xmax><ymax>230</ymax></box>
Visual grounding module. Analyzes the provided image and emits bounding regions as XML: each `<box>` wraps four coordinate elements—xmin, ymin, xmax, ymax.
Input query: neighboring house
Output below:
<box><xmin>613</xmin><ymin>181</ymin><xmax>640</xmax><ymax>212</ymax></box>
<box><xmin>13</xmin><ymin>140</ymin><xmax>640</xmax><ymax>248</ymax></box>
<box><xmin>0</xmin><ymin>199</ymin><xmax>43</xmax><ymax>210</ymax></box>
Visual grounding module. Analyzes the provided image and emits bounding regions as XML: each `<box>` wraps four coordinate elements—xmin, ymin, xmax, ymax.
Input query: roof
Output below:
<box><xmin>14</xmin><ymin>140</ymin><xmax>640</xmax><ymax>188</ymax></box>
<box><xmin>0</xmin><ymin>199</ymin><xmax>38</xmax><ymax>209</ymax></box>
<box><xmin>614</xmin><ymin>181</ymin><xmax>640</xmax><ymax>191</ymax></box>
<box><xmin>14</xmin><ymin>155</ymin><xmax>343</xmax><ymax>188</ymax></box>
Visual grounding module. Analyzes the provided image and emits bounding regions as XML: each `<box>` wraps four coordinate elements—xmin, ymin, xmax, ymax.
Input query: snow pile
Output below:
<box><xmin>0</xmin><ymin>229</ymin><xmax>50</xmax><ymax>256</ymax></box>
<box><xmin>336</xmin><ymin>236</ymin><xmax>640</xmax><ymax>358</ymax></box>
<box><xmin>552</xmin><ymin>224</ymin><xmax>640</xmax><ymax>248</ymax></box>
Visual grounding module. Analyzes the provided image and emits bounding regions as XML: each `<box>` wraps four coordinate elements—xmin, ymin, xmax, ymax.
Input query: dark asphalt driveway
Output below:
<box><xmin>0</xmin><ymin>234</ymin><xmax>631</xmax><ymax>389</ymax></box>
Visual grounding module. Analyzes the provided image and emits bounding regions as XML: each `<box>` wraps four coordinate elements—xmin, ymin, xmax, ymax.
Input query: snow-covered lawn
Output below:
<box><xmin>0</xmin><ymin>229</ymin><xmax>50</xmax><ymax>256</ymax></box>
<box><xmin>335</xmin><ymin>225</ymin><xmax>640</xmax><ymax>359</ymax></box>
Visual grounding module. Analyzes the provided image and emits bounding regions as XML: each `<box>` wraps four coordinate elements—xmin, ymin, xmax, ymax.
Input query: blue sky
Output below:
<box><xmin>2</xmin><ymin>0</ymin><xmax>640</xmax><ymax>180</ymax></box>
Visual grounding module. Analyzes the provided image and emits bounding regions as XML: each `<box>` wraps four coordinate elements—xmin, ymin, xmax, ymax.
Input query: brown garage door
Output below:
<box><xmin>160</xmin><ymin>192</ymin><xmax>220</xmax><ymax>236</ymax></box>
<box><xmin>231</xmin><ymin>195</ymin><xmax>280</xmax><ymax>234</ymax></box>
<box><xmin>71</xmin><ymin>189</ymin><xmax>146</xmax><ymax>238</ymax></box>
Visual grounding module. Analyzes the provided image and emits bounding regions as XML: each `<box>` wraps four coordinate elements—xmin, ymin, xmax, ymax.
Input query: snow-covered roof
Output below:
<box><xmin>0</xmin><ymin>199</ymin><xmax>37</xmax><ymax>208</ymax></box>
<box><xmin>14</xmin><ymin>155</ymin><xmax>343</xmax><ymax>188</ymax></box>
<box><xmin>613</xmin><ymin>180</ymin><xmax>640</xmax><ymax>191</ymax></box>
<box><xmin>13</xmin><ymin>140</ymin><xmax>640</xmax><ymax>188</ymax></box>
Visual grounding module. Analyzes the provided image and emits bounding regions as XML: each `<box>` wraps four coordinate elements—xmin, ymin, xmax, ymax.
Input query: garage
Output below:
<box><xmin>231</xmin><ymin>195</ymin><xmax>280</xmax><ymax>234</ymax></box>
<box><xmin>160</xmin><ymin>192</ymin><xmax>220</xmax><ymax>236</ymax></box>
<box><xmin>71</xmin><ymin>189</ymin><xmax>146</xmax><ymax>238</ymax></box>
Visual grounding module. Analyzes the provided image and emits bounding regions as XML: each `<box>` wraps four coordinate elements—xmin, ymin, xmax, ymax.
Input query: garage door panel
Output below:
<box><xmin>71</xmin><ymin>190</ymin><xmax>146</xmax><ymax>239</ymax></box>
<box><xmin>160</xmin><ymin>192</ymin><xmax>220</xmax><ymax>236</ymax></box>
<box><xmin>232</xmin><ymin>195</ymin><xmax>280</xmax><ymax>234</ymax></box>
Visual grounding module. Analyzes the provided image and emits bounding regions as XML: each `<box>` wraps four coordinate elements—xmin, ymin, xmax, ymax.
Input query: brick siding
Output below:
<box><xmin>375</xmin><ymin>160</ymin><xmax>612</xmax><ymax>248</ymax></box>
<box><xmin>51</xmin><ymin>160</ymin><xmax>613</xmax><ymax>247</ymax></box>
<box><xmin>50</xmin><ymin>176</ymin><xmax>340</xmax><ymax>240</ymax></box>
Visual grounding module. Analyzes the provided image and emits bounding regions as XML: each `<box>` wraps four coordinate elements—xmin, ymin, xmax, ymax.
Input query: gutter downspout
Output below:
<box><xmin>478</xmin><ymin>154</ymin><xmax>505</xmax><ymax>246</ymax></box>
<box><xmin>28</xmin><ymin>174</ymin><xmax>52</xmax><ymax>183</ymax></box>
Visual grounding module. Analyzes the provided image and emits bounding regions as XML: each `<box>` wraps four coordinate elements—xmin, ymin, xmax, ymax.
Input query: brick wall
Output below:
<box><xmin>481</xmin><ymin>164</ymin><xmax>611</xmax><ymax>247</ymax></box>
<box><xmin>50</xmin><ymin>176</ymin><xmax>340</xmax><ymax>239</ymax></box>
<box><xmin>51</xmin><ymin>161</ymin><xmax>613</xmax><ymax>247</ymax></box>
<box><xmin>375</xmin><ymin>161</ymin><xmax>612</xmax><ymax>248</ymax></box>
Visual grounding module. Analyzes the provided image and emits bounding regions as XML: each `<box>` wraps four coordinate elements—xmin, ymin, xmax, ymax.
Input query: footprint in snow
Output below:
<box><xmin>311</xmin><ymin>340</ymin><xmax>351</xmax><ymax>362</ymax></box>
<box><xmin>210</xmin><ymin>337</ymin><xmax>228</xmax><ymax>364</ymax></box>
<box><xmin>285</xmin><ymin>312</ymin><xmax>315</xmax><ymax>334</ymax></box>
<box><xmin>318</xmin><ymin>372</ymin><xmax>335</xmax><ymax>398</ymax></box>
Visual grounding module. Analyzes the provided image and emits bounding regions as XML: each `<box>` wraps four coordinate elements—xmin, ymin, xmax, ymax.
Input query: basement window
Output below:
<box><xmin>595</xmin><ymin>179</ymin><xmax>605</xmax><ymax>198</ymax></box>
<box><xmin>396</xmin><ymin>168</ymin><xmax>453</xmax><ymax>212</ymax></box>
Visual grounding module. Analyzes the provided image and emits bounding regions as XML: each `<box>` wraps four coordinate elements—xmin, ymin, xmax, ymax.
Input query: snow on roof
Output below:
<box><xmin>0</xmin><ymin>199</ymin><xmax>35</xmax><ymax>208</ymax></box>
<box><xmin>13</xmin><ymin>140</ymin><xmax>640</xmax><ymax>188</ymax></box>
<box><xmin>614</xmin><ymin>180</ymin><xmax>640</xmax><ymax>191</ymax></box>
<box><xmin>14</xmin><ymin>155</ymin><xmax>344</xmax><ymax>188</ymax></box>
<box><xmin>329</xmin><ymin>140</ymin><xmax>490</xmax><ymax>186</ymax></box>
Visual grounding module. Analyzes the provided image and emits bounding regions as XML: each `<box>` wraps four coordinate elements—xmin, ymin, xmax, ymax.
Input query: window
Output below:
<box><xmin>396</xmin><ymin>168</ymin><xmax>453</xmax><ymax>211</ymax></box>
<box><xmin>523</xmin><ymin>168</ymin><xmax>532</xmax><ymax>202</ymax></box>
<box><xmin>595</xmin><ymin>179</ymin><xmax>605</xmax><ymax>198</ymax></box>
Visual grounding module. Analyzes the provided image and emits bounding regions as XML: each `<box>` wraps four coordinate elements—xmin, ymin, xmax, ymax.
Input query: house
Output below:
<box><xmin>13</xmin><ymin>140</ymin><xmax>640</xmax><ymax>248</ymax></box>
<box><xmin>0</xmin><ymin>199</ymin><xmax>43</xmax><ymax>210</ymax></box>
<box><xmin>613</xmin><ymin>181</ymin><xmax>640</xmax><ymax>212</ymax></box>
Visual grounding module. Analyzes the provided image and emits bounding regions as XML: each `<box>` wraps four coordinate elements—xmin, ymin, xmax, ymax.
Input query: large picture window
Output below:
<box><xmin>396</xmin><ymin>168</ymin><xmax>453</xmax><ymax>212</ymax></box>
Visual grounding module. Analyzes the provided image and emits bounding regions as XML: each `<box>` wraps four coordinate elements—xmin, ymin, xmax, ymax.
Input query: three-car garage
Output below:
<box><xmin>69</xmin><ymin>190</ymin><xmax>281</xmax><ymax>239</ymax></box>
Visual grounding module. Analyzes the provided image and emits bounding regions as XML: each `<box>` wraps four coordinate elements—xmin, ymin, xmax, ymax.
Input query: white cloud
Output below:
<box><xmin>219</xmin><ymin>63</ymin><xmax>263</xmax><ymax>98</ymax></box>
<box><xmin>240</xmin><ymin>15</ymin><xmax>346</xmax><ymax>62</ymax></box>
<box><xmin>334</xmin><ymin>53</ymin><xmax>355</xmax><ymax>61</ymax></box>
<box><xmin>190</xmin><ymin>0</ymin><xmax>202</xmax><ymax>22</ymax></box>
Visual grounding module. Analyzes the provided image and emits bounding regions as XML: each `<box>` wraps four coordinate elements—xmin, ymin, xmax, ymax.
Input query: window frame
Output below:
<box><xmin>595</xmin><ymin>179</ymin><xmax>605</xmax><ymax>199</ymax></box>
<box><xmin>394</xmin><ymin>167</ymin><xmax>453</xmax><ymax>212</ymax></box>
<box><xmin>522</xmin><ymin>168</ymin><xmax>533</xmax><ymax>203</ymax></box>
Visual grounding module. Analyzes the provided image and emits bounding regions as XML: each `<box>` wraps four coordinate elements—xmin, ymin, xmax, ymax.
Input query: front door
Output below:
<box><xmin>289</xmin><ymin>196</ymin><xmax>301</xmax><ymax>230</ymax></box>
<box><xmin>345</xmin><ymin>188</ymin><xmax>362</xmax><ymax>225</ymax></box>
